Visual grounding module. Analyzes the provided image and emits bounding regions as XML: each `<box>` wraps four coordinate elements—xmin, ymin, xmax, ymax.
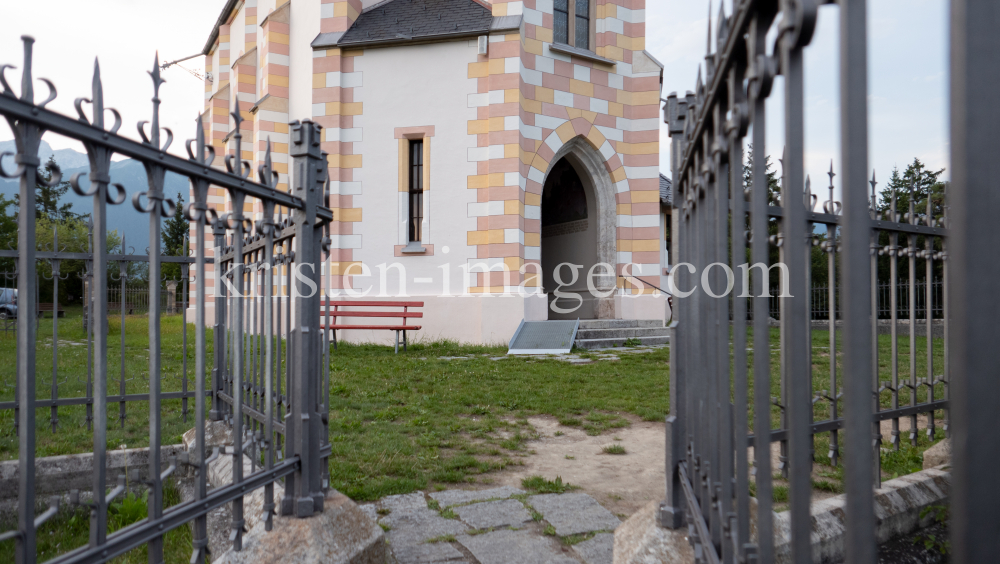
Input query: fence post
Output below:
<box><xmin>283</xmin><ymin>120</ymin><xmax>326</xmax><ymax>517</ymax></box>
<box><xmin>659</xmin><ymin>92</ymin><xmax>685</xmax><ymax>530</ymax></box>
<box><xmin>209</xmin><ymin>220</ymin><xmax>227</xmax><ymax>422</ymax></box>
<box><xmin>166</xmin><ymin>280</ymin><xmax>178</xmax><ymax>314</ymax></box>
<box><xmin>949</xmin><ymin>0</ymin><xmax>1000</xmax><ymax>560</ymax></box>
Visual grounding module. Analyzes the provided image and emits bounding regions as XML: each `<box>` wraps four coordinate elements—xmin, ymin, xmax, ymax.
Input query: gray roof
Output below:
<box><xmin>333</xmin><ymin>0</ymin><xmax>493</xmax><ymax>48</ymax></box>
<box><xmin>660</xmin><ymin>173</ymin><xmax>673</xmax><ymax>206</ymax></box>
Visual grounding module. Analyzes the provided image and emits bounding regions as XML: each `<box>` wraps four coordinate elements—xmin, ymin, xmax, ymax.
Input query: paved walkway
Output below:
<box><xmin>360</xmin><ymin>487</ymin><xmax>619</xmax><ymax>564</ymax></box>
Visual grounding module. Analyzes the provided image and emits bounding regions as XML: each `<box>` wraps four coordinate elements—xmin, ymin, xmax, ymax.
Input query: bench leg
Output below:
<box><xmin>394</xmin><ymin>331</ymin><xmax>399</xmax><ymax>354</ymax></box>
<box><xmin>403</xmin><ymin>330</ymin><xmax>407</xmax><ymax>352</ymax></box>
<box><xmin>332</xmin><ymin>329</ymin><xmax>338</xmax><ymax>351</ymax></box>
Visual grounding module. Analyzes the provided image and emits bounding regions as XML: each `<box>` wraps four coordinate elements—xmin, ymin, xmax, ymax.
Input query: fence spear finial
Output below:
<box><xmin>20</xmin><ymin>36</ymin><xmax>34</xmax><ymax>103</ymax></box>
<box><xmin>148</xmin><ymin>52</ymin><xmax>165</xmax><ymax>148</ymax></box>
<box><xmin>91</xmin><ymin>58</ymin><xmax>105</xmax><ymax>129</ymax></box>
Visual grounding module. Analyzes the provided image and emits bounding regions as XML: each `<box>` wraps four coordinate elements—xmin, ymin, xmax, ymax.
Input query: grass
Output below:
<box><xmin>601</xmin><ymin>444</ymin><xmax>627</xmax><ymax>455</ymax></box>
<box><xmin>520</xmin><ymin>475</ymin><xmax>576</xmax><ymax>494</ymax></box>
<box><xmin>0</xmin><ymin>306</ymin><xmax>205</xmax><ymax>460</ymax></box>
<box><xmin>0</xmin><ymin>480</ymin><xmax>191</xmax><ymax>563</ymax></box>
<box><xmin>740</xmin><ymin>326</ymin><xmax>948</xmax><ymax>500</ymax></box>
<box><xmin>0</xmin><ymin>308</ymin><xmax>671</xmax><ymax>501</ymax></box>
<box><xmin>1</xmin><ymin>306</ymin><xmax>951</xmax><ymax>549</ymax></box>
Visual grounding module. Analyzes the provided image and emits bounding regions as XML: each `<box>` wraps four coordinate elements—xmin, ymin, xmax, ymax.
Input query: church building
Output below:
<box><xmin>195</xmin><ymin>0</ymin><xmax>668</xmax><ymax>344</ymax></box>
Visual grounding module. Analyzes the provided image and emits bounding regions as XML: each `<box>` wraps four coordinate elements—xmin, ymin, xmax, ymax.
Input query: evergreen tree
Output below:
<box><xmin>874</xmin><ymin>158</ymin><xmax>946</xmax><ymax>286</ymax></box>
<box><xmin>0</xmin><ymin>194</ymin><xmax>16</xmax><ymax>272</ymax></box>
<box><xmin>161</xmin><ymin>192</ymin><xmax>189</xmax><ymax>281</ymax></box>
<box><xmin>15</xmin><ymin>156</ymin><xmax>79</xmax><ymax>222</ymax></box>
<box><xmin>742</xmin><ymin>145</ymin><xmax>784</xmax><ymax>292</ymax></box>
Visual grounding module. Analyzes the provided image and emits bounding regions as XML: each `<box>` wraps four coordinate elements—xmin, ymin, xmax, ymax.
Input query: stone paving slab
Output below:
<box><xmin>390</xmin><ymin>537</ymin><xmax>467</xmax><ymax>564</ymax></box>
<box><xmin>381</xmin><ymin>492</ymin><xmax>429</xmax><ymax>513</ymax></box>
<box><xmin>454</xmin><ymin>499</ymin><xmax>533</xmax><ymax>530</ymax></box>
<box><xmin>383</xmin><ymin>507</ymin><xmax>469</xmax><ymax>564</ymax></box>
<box><xmin>572</xmin><ymin>532</ymin><xmax>614</xmax><ymax>564</ymax></box>
<box><xmin>382</xmin><ymin>508</ymin><xmax>469</xmax><ymax>539</ymax></box>
<box><xmin>458</xmin><ymin>529</ymin><xmax>579</xmax><ymax>564</ymax></box>
<box><xmin>429</xmin><ymin>486</ymin><xmax>525</xmax><ymax>507</ymax></box>
<box><xmin>528</xmin><ymin>493</ymin><xmax>621</xmax><ymax>536</ymax></box>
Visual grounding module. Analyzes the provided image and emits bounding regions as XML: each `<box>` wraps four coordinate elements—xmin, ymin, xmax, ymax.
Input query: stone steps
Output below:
<box><xmin>573</xmin><ymin>320</ymin><xmax>669</xmax><ymax>350</ymax></box>
<box><xmin>576</xmin><ymin>319</ymin><xmax>664</xmax><ymax>329</ymax></box>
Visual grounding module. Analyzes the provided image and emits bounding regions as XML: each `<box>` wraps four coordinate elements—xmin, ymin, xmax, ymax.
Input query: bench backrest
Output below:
<box><xmin>320</xmin><ymin>301</ymin><xmax>424</xmax><ymax>324</ymax></box>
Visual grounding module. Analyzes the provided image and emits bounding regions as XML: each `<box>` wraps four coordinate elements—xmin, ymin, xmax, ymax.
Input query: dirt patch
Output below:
<box><xmin>481</xmin><ymin>415</ymin><xmax>667</xmax><ymax>518</ymax></box>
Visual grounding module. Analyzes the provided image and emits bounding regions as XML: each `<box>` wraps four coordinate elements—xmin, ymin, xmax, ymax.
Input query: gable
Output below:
<box><xmin>338</xmin><ymin>0</ymin><xmax>493</xmax><ymax>48</ymax></box>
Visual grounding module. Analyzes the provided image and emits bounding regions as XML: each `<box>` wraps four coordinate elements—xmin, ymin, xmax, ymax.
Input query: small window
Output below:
<box><xmin>554</xmin><ymin>0</ymin><xmax>569</xmax><ymax>45</ymax></box>
<box><xmin>575</xmin><ymin>0</ymin><xmax>590</xmax><ymax>50</ymax></box>
<box><xmin>408</xmin><ymin>140</ymin><xmax>423</xmax><ymax>242</ymax></box>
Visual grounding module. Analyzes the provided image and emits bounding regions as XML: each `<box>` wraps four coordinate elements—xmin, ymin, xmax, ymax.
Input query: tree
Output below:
<box><xmin>15</xmin><ymin>156</ymin><xmax>80</xmax><ymax>222</ymax></box>
<box><xmin>743</xmin><ymin>144</ymin><xmax>781</xmax><ymax>205</ymax></box>
<box><xmin>0</xmin><ymin>194</ymin><xmax>16</xmax><ymax>272</ymax></box>
<box><xmin>742</xmin><ymin>145</ymin><xmax>784</xmax><ymax>291</ymax></box>
<box><xmin>874</xmin><ymin>159</ymin><xmax>945</xmax><ymax>284</ymax></box>
<box><xmin>161</xmin><ymin>192</ymin><xmax>189</xmax><ymax>282</ymax></box>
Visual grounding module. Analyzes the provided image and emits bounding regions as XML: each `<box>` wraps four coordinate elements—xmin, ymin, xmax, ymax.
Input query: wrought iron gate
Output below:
<box><xmin>0</xmin><ymin>36</ymin><xmax>333</xmax><ymax>564</ymax></box>
<box><xmin>661</xmin><ymin>0</ymin><xmax>999</xmax><ymax>563</ymax></box>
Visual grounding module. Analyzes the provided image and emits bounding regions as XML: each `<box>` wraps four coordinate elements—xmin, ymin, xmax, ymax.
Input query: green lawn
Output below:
<box><xmin>0</xmin><ymin>309</ymin><xmax>947</xmax><ymax>522</ymax></box>
<box><xmin>0</xmin><ymin>306</ymin><xmax>203</xmax><ymax>460</ymax></box>
<box><xmin>0</xmin><ymin>480</ymin><xmax>192</xmax><ymax>563</ymax></box>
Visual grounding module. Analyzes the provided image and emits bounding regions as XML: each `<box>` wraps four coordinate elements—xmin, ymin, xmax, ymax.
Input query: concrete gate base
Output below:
<box><xmin>214</xmin><ymin>489</ymin><xmax>386</xmax><ymax>564</ymax></box>
<box><xmin>613</xmin><ymin>465</ymin><xmax>950</xmax><ymax>564</ymax></box>
<box><xmin>183</xmin><ymin>424</ymin><xmax>385</xmax><ymax>564</ymax></box>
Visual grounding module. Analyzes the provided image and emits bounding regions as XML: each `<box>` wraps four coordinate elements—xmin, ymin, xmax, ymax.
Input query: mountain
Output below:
<box><xmin>0</xmin><ymin>139</ymin><xmax>91</xmax><ymax>170</ymax></box>
<box><xmin>0</xmin><ymin>141</ymin><xmax>190</xmax><ymax>252</ymax></box>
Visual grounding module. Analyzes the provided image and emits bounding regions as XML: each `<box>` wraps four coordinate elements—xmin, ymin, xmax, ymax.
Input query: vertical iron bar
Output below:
<box><xmin>827</xmin><ymin>221</ymin><xmax>837</xmax><ymax>466</ymax></box>
<box><xmin>870</xmin><ymin>174</ymin><xmax>882</xmax><ymax>488</ymax></box>
<box><xmin>84</xmin><ymin>58</ymin><xmax>111</xmax><ymax>554</ymax></box>
<box><xmin>119</xmin><ymin>255</ymin><xmax>126</xmax><ymax>429</ymax></box>
<box><xmin>948</xmin><ymin>0</ymin><xmax>1000</xmax><ymax>557</ymax></box>
<box><xmin>890</xmin><ymin>192</ymin><xmax>899</xmax><ymax>450</ymax></box>
<box><xmin>727</xmin><ymin>80</ymin><xmax>750</xmax><ymax>559</ymax></box>
<box><xmin>230</xmin><ymin>193</ymin><xmax>246</xmax><ymax>550</ymax></box>
<box><xmin>182</xmin><ymin>262</ymin><xmax>189</xmax><ymax>423</ymax></box>
<box><xmin>907</xmin><ymin>193</ymin><xmax>918</xmax><ymax>447</ymax></box>
<box><xmin>778</xmin><ymin>6</ymin><xmax>813</xmax><ymax>558</ymax></box>
<box><xmin>925</xmin><ymin>198</ymin><xmax>935</xmax><ymax>440</ymax></box>
<box><xmin>840</xmin><ymin>0</ymin><xmax>876</xmax><ymax>561</ymax></box>
<box><xmin>143</xmin><ymin>67</ymin><xmax>167</xmax><ymax>562</ymax></box>
<box><xmin>749</xmin><ymin>11</ymin><xmax>774</xmax><ymax>558</ymax></box>
<box><xmin>211</xmin><ymin>223</ymin><xmax>226</xmax><ymax>422</ymax></box>
<box><xmin>263</xmin><ymin>204</ymin><xmax>276</xmax><ymax>531</ymax></box>
<box><xmin>85</xmin><ymin>225</ymin><xmax>93</xmax><ymax>432</ymax></box>
<box><xmin>13</xmin><ymin>37</ymin><xmax>40</xmax><ymax>562</ymax></box>
<box><xmin>191</xmin><ymin>120</ymin><xmax>210</xmax><ymax>564</ymax></box>
<box><xmin>50</xmin><ymin>246</ymin><xmax>59</xmax><ymax>434</ymax></box>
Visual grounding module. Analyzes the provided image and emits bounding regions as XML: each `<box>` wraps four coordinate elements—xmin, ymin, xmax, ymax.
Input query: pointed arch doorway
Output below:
<box><xmin>539</xmin><ymin>137</ymin><xmax>617</xmax><ymax>320</ymax></box>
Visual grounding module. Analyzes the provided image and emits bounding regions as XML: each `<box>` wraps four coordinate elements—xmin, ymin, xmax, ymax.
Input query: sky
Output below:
<box><xmin>2</xmin><ymin>0</ymin><xmax>951</xmax><ymax>193</ymax></box>
<box><xmin>646</xmin><ymin>0</ymin><xmax>951</xmax><ymax>195</ymax></box>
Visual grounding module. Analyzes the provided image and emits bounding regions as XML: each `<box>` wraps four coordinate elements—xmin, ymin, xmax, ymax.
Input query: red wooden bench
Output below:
<box><xmin>320</xmin><ymin>301</ymin><xmax>423</xmax><ymax>353</ymax></box>
<box><xmin>37</xmin><ymin>303</ymin><xmax>66</xmax><ymax>318</ymax></box>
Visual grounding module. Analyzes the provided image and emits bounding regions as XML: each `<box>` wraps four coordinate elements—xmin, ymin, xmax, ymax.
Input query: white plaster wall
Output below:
<box><xmin>288</xmin><ymin>0</ymin><xmax>321</xmax><ymax>125</ymax></box>
<box><xmin>348</xmin><ymin>40</ymin><xmax>479</xmax><ymax>301</ymax></box>
<box><xmin>616</xmin><ymin>294</ymin><xmax>667</xmax><ymax>322</ymax></box>
<box><xmin>258</xmin><ymin>0</ymin><xmax>278</xmax><ymax>19</ymax></box>
<box><xmin>336</xmin><ymin>295</ymin><xmax>547</xmax><ymax>345</ymax></box>
<box><xmin>233</xmin><ymin>6</ymin><xmax>247</xmax><ymax>59</ymax></box>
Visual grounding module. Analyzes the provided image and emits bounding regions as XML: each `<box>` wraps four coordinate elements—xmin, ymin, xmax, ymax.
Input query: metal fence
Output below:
<box><xmin>0</xmin><ymin>37</ymin><xmax>333</xmax><ymax>563</ymax></box>
<box><xmin>661</xmin><ymin>1</ymin><xmax>998</xmax><ymax>562</ymax></box>
<box><xmin>764</xmin><ymin>280</ymin><xmax>944</xmax><ymax>320</ymax></box>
